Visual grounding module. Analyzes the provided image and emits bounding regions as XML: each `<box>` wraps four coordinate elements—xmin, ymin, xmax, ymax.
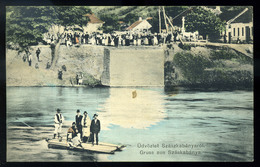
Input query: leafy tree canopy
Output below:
<box><xmin>99</xmin><ymin>14</ymin><xmax>120</xmax><ymax>33</ymax></box>
<box><xmin>123</xmin><ymin>13</ymin><xmax>139</xmax><ymax>25</ymax></box>
<box><xmin>185</xmin><ymin>7</ymin><xmax>225</xmax><ymax>39</ymax></box>
<box><xmin>6</xmin><ymin>6</ymin><xmax>90</xmax><ymax>49</ymax></box>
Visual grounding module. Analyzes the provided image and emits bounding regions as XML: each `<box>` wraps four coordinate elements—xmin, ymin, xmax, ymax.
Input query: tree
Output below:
<box><xmin>44</xmin><ymin>6</ymin><xmax>90</xmax><ymax>68</ymax></box>
<box><xmin>123</xmin><ymin>13</ymin><xmax>139</xmax><ymax>25</ymax></box>
<box><xmin>99</xmin><ymin>14</ymin><xmax>120</xmax><ymax>33</ymax></box>
<box><xmin>6</xmin><ymin>6</ymin><xmax>58</xmax><ymax>50</ymax></box>
<box><xmin>185</xmin><ymin>7</ymin><xmax>225</xmax><ymax>40</ymax></box>
<box><xmin>6</xmin><ymin>6</ymin><xmax>91</xmax><ymax>68</ymax></box>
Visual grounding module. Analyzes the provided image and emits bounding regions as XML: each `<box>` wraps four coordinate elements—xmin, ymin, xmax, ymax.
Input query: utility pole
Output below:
<box><xmin>162</xmin><ymin>6</ymin><xmax>168</xmax><ymax>33</ymax></box>
<box><xmin>158</xmin><ymin>6</ymin><xmax>161</xmax><ymax>33</ymax></box>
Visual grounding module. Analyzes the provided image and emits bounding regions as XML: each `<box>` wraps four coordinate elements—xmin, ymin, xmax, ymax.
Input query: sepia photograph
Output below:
<box><xmin>5</xmin><ymin>6</ymin><xmax>253</xmax><ymax>162</ymax></box>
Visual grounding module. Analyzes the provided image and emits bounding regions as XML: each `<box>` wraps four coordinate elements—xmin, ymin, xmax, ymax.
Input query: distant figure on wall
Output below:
<box><xmin>22</xmin><ymin>53</ymin><xmax>27</xmax><ymax>62</ymax></box>
<box><xmin>28</xmin><ymin>53</ymin><xmax>32</xmax><ymax>66</ymax></box>
<box><xmin>36</xmin><ymin>48</ymin><xmax>41</xmax><ymax>62</ymax></box>
<box><xmin>58</xmin><ymin>69</ymin><xmax>63</xmax><ymax>80</ymax></box>
<box><xmin>46</xmin><ymin>61</ymin><xmax>51</xmax><ymax>69</ymax></box>
<box><xmin>76</xmin><ymin>74</ymin><xmax>79</xmax><ymax>85</ymax></box>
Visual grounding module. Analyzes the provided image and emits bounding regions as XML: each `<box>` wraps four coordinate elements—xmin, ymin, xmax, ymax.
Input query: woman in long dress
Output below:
<box><xmin>91</xmin><ymin>36</ymin><xmax>96</xmax><ymax>45</ymax></box>
<box><xmin>105</xmin><ymin>35</ymin><xmax>109</xmax><ymax>46</ymax></box>
<box><xmin>81</xmin><ymin>111</ymin><xmax>91</xmax><ymax>143</ymax></box>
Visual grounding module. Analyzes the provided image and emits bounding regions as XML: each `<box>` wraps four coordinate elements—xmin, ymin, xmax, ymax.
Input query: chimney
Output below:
<box><xmin>139</xmin><ymin>17</ymin><xmax>142</xmax><ymax>21</ymax></box>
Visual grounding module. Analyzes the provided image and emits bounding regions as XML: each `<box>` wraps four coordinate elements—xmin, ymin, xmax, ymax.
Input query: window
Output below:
<box><xmin>238</xmin><ymin>28</ymin><xmax>240</xmax><ymax>36</ymax></box>
<box><xmin>242</xmin><ymin>27</ymin><xmax>244</xmax><ymax>36</ymax></box>
<box><xmin>233</xmin><ymin>28</ymin><xmax>236</xmax><ymax>36</ymax></box>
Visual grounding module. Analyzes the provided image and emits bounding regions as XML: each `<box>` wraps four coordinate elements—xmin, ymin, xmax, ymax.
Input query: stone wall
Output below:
<box><xmin>108</xmin><ymin>47</ymin><xmax>164</xmax><ymax>87</ymax></box>
<box><xmin>7</xmin><ymin>45</ymin><xmax>166</xmax><ymax>87</ymax></box>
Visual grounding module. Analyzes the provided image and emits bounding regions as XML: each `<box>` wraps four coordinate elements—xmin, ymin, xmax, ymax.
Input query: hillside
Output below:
<box><xmin>89</xmin><ymin>6</ymin><xmax>252</xmax><ymax>23</ymax></box>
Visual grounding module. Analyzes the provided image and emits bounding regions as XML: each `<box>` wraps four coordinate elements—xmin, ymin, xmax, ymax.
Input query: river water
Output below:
<box><xmin>6</xmin><ymin>87</ymin><xmax>253</xmax><ymax>162</ymax></box>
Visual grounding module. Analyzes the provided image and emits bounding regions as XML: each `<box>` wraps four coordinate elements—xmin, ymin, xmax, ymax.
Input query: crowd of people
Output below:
<box><xmin>53</xmin><ymin>108</ymin><xmax>101</xmax><ymax>148</ymax></box>
<box><xmin>22</xmin><ymin>48</ymin><xmax>42</xmax><ymax>69</ymax></box>
<box><xmin>44</xmin><ymin>30</ymin><xmax>184</xmax><ymax>47</ymax></box>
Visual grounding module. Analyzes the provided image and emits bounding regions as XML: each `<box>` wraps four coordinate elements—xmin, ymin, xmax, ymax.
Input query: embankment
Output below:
<box><xmin>6</xmin><ymin>45</ymin><xmax>105</xmax><ymax>87</ymax></box>
<box><xmin>164</xmin><ymin>44</ymin><xmax>253</xmax><ymax>89</ymax></box>
<box><xmin>6</xmin><ymin>44</ymin><xmax>253</xmax><ymax>89</ymax></box>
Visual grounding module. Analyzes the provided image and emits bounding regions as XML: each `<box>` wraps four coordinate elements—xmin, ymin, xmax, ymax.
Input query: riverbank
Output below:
<box><xmin>6</xmin><ymin>45</ymin><xmax>104</xmax><ymax>87</ymax></box>
<box><xmin>6</xmin><ymin>44</ymin><xmax>253</xmax><ymax>88</ymax></box>
<box><xmin>164</xmin><ymin>44</ymin><xmax>253</xmax><ymax>89</ymax></box>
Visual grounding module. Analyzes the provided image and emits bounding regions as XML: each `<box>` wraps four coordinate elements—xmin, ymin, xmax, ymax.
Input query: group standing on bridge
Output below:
<box><xmin>44</xmin><ymin>30</ymin><xmax>183</xmax><ymax>47</ymax></box>
<box><xmin>53</xmin><ymin>108</ymin><xmax>101</xmax><ymax>148</ymax></box>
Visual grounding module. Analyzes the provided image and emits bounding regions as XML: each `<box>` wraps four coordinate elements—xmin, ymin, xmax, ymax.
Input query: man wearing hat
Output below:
<box><xmin>75</xmin><ymin>109</ymin><xmax>83</xmax><ymax>139</ymax></box>
<box><xmin>67</xmin><ymin>122</ymin><xmax>82</xmax><ymax>148</ymax></box>
<box><xmin>90</xmin><ymin>114</ymin><xmax>101</xmax><ymax>145</ymax></box>
<box><xmin>53</xmin><ymin>108</ymin><xmax>64</xmax><ymax>139</ymax></box>
<box><xmin>81</xmin><ymin>111</ymin><xmax>91</xmax><ymax>143</ymax></box>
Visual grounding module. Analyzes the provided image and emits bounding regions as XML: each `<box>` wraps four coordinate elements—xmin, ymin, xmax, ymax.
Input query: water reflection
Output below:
<box><xmin>6</xmin><ymin>87</ymin><xmax>253</xmax><ymax>162</ymax></box>
<box><xmin>98</xmin><ymin>88</ymin><xmax>166</xmax><ymax>129</ymax></box>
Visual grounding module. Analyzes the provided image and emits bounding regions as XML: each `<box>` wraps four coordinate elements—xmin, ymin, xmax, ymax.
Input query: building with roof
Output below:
<box><xmin>83</xmin><ymin>12</ymin><xmax>105</xmax><ymax>33</ymax></box>
<box><xmin>126</xmin><ymin>17</ymin><xmax>152</xmax><ymax>32</ymax></box>
<box><xmin>220</xmin><ymin>7</ymin><xmax>253</xmax><ymax>43</ymax></box>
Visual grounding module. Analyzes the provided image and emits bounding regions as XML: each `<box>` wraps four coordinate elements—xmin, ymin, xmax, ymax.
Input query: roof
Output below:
<box><xmin>126</xmin><ymin>20</ymin><xmax>142</xmax><ymax>30</ymax></box>
<box><xmin>219</xmin><ymin>7</ymin><xmax>253</xmax><ymax>23</ymax></box>
<box><xmin>83</xmin><ymin>13</ymin><xmax>104</xmax><ymax>24</ymax></box>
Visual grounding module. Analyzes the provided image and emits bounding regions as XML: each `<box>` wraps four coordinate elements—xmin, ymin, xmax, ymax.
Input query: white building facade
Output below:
<box><xmin>83</xmin><ymin>13</ymin><xmax>104</xmax><ymax>33</ymax></box>
<box><xmin>126</xmin><ymin>17</ymin><xmax>152</xmax><ymax>32</ymax></box>
<box><xmin>226</xmin><ymin>22</ymin><xmax>253</xmax><ymax>43</ymax></box>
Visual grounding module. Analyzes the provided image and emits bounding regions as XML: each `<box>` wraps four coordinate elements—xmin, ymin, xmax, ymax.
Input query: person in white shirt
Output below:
<box><xmin>53</xmin><ymin>108</ymin><xmax>64</xmax><ymax>139</ymax></box>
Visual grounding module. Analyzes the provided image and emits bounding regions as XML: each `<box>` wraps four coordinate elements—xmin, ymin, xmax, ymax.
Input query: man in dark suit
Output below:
<box><xmin>90</xmin><ymin>114</ymin><xmax>101</xmax><ymax>145</ymax></box>
<box><xmin>75</xmin><ymin>109</ymin><xmax>83</xmax><ymax>139</ymax></box>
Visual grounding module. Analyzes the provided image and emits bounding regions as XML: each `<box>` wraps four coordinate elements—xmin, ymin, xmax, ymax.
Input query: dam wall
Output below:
<box><xmin>102</xmin><ymin>47</ymin><xmax>165</xmax><ymax>87</ymax></box>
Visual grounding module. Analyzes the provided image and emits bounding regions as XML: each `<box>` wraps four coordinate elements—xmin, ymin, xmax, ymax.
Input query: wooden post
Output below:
<box><xmin>165</xmin><ymin>14</ymin><xmax>174</xmax><ymax>38</ymax></box>
<box><xmin>158</xmin><ymin>6</ymin><xmax>161</xmax><ymax>33</ymax></box>
<box><xmin>162</xmin><ymin>6</ymin><xmax>168</xmax><ymax>33</ymax></box>
<box><xmin>165</xmin><ymin>15</ymin><xmax>174</xmax><ymax>31</ymax></box>
<box><xmin>166</xmin><ymin>14</ymin><xmax>184</xmax><ymax>44</ymax></box>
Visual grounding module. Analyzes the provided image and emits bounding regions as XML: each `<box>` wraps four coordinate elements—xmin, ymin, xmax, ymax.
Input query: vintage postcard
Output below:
<box><xmin>5</xmin><ymin>6</ymin><xmax>253</xmax><ymax>162</ymax></box>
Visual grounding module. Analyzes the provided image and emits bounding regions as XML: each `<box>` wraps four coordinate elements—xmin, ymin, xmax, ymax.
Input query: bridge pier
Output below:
<box><xmin>101</xmin><ymin>47</ymin><xmax>165</xmax><ymax>87</ymax></box>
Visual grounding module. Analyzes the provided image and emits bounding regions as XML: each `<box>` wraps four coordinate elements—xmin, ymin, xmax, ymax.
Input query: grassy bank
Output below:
<box><xmin>165</xmin><ymin>46</ymin><xmax>253</xmax><ymax>89</ymax></box>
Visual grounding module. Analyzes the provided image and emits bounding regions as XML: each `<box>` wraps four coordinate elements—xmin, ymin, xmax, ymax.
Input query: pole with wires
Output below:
<box><xmin>162</xmin><ymin>6</ymin><xmax>168</xmax><ymax>33</ymax></box>
<box><xmin>158</xmin><ymin>6</ymin><xmax>161</xmax><ymax>33</ymax></box>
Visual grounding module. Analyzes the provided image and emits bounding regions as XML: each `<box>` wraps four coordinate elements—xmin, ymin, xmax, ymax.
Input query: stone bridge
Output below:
<box><xmin>101</xmin><ymin>47</ymin><xmax>165</xmax><ymax>87</ymax></box>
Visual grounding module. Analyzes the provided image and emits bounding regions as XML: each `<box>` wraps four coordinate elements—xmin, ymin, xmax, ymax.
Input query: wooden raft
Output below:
<box><xmin>46</xmin><ymin>139</ymin><xmax>125</xmax><ymax>154</ymax></box>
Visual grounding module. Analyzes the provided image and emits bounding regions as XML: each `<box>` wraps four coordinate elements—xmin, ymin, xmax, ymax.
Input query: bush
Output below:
<box><xmin>178</xmin><ymin>43</ymin><xmax>191</xmax><ymax>50</ymax></box>
<box><xmin>173</xmin><ymin>52</ymin><xmax>213</xmax><ymax>83</ymax></box>
<box><xmin>210</xmin><ymin>49</ymin><xmax>237</xmax><ymax>60</ymax></box>
<box><xmin>82</xmin><ymin>73</ymin><xmax>101</xmax><ymax>86</ymax></box>
<box><xmin>210</xmin><ymin>49</ymin><xmax>253</xmax><ymax>65</ymax></box>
